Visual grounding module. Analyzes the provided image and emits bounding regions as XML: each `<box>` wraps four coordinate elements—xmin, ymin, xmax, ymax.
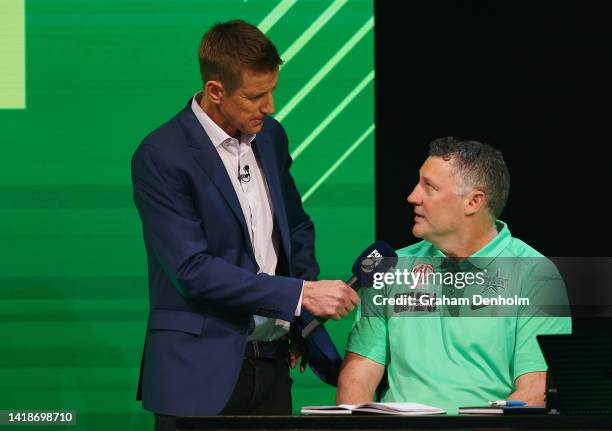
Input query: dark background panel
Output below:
<box><xmin>374</xmin><ymin>1</ymin><xmax>612</xmax><ymax>331</ymax></box>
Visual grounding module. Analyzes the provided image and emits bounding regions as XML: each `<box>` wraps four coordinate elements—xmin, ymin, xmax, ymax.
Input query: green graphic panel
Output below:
<box><xmin>0</xmin><ymin>1</ymin><xmax>374</xmax><ymax>428</ymax></box>
<box><xmin>0</xmin><ymin>0</ymin><xmax>25</xmax><ymax>109</ymax></box>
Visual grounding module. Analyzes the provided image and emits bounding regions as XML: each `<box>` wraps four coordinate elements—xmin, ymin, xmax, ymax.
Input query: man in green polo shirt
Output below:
<box><xmin>337</xmin><ymin>137</ymin><xmax>571</xmax><ymax>413</ymax></box>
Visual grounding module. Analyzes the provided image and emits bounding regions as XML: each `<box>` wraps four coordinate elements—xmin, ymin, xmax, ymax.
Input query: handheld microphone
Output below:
<box><xmin>301</xmin><ymin>241</ymin><xmax>398</xmax><ymax>338</ymax></box>
<box><xmin>238</xmin><ymin>165</ymin><xmax>250</xmax><ymax>183</ymax></box>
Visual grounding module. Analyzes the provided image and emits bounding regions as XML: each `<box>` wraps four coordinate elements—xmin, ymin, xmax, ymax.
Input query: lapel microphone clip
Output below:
<box><xmin>238</xmin><ymin>165</ymin><xmax>251</xmax><ymax>183</ymax></box>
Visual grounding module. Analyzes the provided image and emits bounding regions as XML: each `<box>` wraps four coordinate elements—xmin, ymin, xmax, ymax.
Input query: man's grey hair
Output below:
<box><xmin>429</xmin><ymin>136</ymin><xmax>510</xmax><ymax>219</ymax></box>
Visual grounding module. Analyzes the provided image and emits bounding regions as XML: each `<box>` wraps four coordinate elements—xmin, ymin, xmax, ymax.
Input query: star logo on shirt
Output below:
<box><xmin>470</xmin><ymin>269</ymin><xmax>510</xmax><ymax>310</ymax></box>
<box><xmin>480</xmin><ymin>268</ymin><xmax>509</xmax><ymax>294</ymax></box>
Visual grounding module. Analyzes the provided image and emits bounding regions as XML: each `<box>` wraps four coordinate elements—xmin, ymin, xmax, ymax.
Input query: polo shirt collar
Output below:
<box><xmin>429</xmin><ymin>220</ymin><xmax>512</xmax><ymax>270</ymax></box>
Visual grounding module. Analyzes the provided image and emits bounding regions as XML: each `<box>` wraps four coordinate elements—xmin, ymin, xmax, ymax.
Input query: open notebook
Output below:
<box><xmin>301</xmin><ymin>402</ymin><xmax>445</xmax><ymax>415</ymax></box>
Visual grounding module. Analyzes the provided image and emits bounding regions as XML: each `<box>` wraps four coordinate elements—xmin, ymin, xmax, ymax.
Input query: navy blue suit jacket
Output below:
<box><xmin>131</xmin><ymin>101</ymin><xmax>320</xmax><ymax>416</ymax></box>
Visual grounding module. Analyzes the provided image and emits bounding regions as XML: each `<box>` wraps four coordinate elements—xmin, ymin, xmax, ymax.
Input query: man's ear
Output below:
<box><xmin>204</xmin><ymin>80</ymin><xmax>224</xmax><ymax>104</ymax></box>
<box><xmin>464</xmin><ymin>189</ymin><xmax>486</xmax><ymax>216</ymax></box>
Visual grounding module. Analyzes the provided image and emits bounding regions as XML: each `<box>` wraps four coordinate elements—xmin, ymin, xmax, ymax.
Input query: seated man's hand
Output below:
<box><xmin>302</xmin><ymin>280</ymin><xmax>360</xmax><ymax>320</ymax></box>
<box><xmin>508</xmin><ymin>371</ymin><xmax>546</xmax><ymax>406</ymax></box>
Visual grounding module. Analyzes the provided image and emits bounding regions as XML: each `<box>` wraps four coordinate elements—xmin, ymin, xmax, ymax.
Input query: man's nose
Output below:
<box><xmin>406</xmin><ymin>185</ymin><xmax>419</xmax><ymax>204</ymax></box>
<box><xmin>261</xmin><ymin>93</ymin><xmax>275</xmax><ymax>115</ymax></box>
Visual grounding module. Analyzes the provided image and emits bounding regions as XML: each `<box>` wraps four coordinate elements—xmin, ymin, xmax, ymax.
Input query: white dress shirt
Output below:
<box><xmin>191</xmin><ymin>94</ymin><xmax>298</xmax><ymax>341</ymax></box>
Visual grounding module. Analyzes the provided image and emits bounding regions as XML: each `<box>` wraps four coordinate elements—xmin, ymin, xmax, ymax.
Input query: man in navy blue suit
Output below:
<box><xmin>131</xmin><ymin>20</ymin><xmax>359</xmax><ymax>428</ymax></box>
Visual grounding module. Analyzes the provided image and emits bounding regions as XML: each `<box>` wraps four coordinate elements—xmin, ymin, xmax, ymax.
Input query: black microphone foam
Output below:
<box><xmin>350</xmin><ymin>241</ymin><xmax>398</xmax><ymax>289</ymax></box>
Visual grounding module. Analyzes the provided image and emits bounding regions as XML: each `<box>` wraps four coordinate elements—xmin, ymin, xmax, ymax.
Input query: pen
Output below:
<box><xmin>488</xmin><ymin>400</ymin><xmax>527</xmax><ymax>407</ymax></box>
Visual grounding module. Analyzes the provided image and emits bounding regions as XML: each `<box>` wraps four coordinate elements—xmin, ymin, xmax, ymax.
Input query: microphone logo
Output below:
<box><xmin>361</xmin><ymin>249</ymin><xmax>384</xmax><ymax>273</ymax></box>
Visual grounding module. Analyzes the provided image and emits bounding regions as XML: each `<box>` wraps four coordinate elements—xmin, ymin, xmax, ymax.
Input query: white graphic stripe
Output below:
<box><xmin>276</xmin><ymin>16</ymin><xmax>374</xmax><ymax>122</ymax></box>
<box><xmin>302</xmin><ymin>124</ymin><xmax>375</xmax><ymax>203</ymax></box>
<box><xmin>292</xmin><ymin>69</ymin><xmax>374</xmax><ymax>160</ymax></box>
<box><xmin>258</xmin><ymin>0</ymin><xmax>298</xmax><ymax>34</ymax></box>
<box><xmin>280</xmin><ymin>0</ymin><xmax>348</xmax><ymax>68</ymax></box>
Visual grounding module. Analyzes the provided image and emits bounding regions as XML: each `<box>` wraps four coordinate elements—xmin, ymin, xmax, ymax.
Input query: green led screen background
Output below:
<box><xmin>0</xmin><ymin>0</ymin><xmax>374</xmax><ymax>429</ymax></box>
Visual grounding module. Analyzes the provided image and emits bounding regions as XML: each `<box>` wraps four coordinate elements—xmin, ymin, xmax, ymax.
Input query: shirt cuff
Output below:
<box><xmin>294</xmin><ymin>281</ymin><xmax>304</xmax><ymax>316</ymax></box>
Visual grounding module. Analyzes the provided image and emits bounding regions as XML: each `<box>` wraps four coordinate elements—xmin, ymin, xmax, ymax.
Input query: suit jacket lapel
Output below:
<box><xmin>252</xmin><ymin>135</ymin><xmax>292</xmax><ymax>260</ymax></box>
<box><xmin>178</xmin><ymin>105</ymin><xmax>256</xmax><ymax>263</ymax></box>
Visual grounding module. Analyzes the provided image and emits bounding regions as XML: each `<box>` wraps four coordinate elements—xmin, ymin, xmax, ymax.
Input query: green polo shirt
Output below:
<box><xmin>346</xmin><ymin>221</ymin><xmax>571</xmax><ymax>414</ymax></box>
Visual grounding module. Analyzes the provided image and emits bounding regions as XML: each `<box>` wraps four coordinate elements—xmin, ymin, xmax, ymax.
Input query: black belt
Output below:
<box><xmin>245</xmin><ymin>339</ymin><xmax>289</xmax><ymax>361</ymax></box>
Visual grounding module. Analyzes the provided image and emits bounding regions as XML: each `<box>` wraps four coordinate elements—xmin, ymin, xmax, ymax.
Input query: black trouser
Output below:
<box><xmin>154</xmin><ymin>354</ymin><xmax>292</xmax><ymax>430</ymax></box>
<box><xmin>220</xmin><ymin>356</ymin><xmax>293</xmax><ymax>414</ymax></box>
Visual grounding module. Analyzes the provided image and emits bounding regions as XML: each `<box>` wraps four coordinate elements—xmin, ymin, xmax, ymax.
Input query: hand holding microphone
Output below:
<box><xmin>290</xmin><ymin>242</ymin><xmax>397</xmax><ymax>386</ymax></box>
<box><xmin>302</xmin><ymin>241</ymin><xmax>397</xmax><ymax>337</ymax></box>
<box><xmin>302</xmin><ymin>280</ymin><xmax>360</xmax><ymax>321</ymax></box>
<box><xmin>301</xmin><ymin>241</ymin><xmax>398</xmax><ymax>338</ymax></box>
